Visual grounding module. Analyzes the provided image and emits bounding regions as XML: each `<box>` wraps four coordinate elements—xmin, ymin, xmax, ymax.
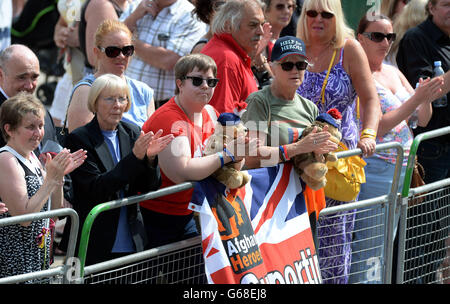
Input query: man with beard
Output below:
<box><xmin>201</xmin><ymin>0</ymin><xmax>266</xmax><ymax>114</ymax></box>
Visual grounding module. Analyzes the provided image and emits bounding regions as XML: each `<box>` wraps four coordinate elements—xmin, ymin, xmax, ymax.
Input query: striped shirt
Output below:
<box><xmin>121</xmin><ymin>0</ymin><xmax>207</xmax><ymax>101</ymax></box>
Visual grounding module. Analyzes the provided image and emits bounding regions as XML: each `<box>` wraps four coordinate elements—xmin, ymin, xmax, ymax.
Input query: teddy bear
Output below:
<box><xmin>203</xmin><ymin>102</ymin><xmax>250</xmax><ymax>189</ymax></box>
<box><xmin>292</xmin><ymin>108</ymin><xmax>343</xmax><ymax>190</ymax></box>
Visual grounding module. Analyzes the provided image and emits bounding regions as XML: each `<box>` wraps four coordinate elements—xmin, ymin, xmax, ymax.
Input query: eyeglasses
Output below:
<box><xmin>182</xmin><ymin>76</ymin><xmax>220</xmax><ymax>88</ymax></box>
<box><xmin>278</xmin><ymin>61</ymin><xmax>308</xmax><ymax>71</ymax></box>
<box><xmin>98</xmin><ymin>45</ymin><xmax>135</xmax><ymax>58</ymax></box>
<box><xmin>275</xmin><ymin>3</ymin><xmax>296</xmax><ymax>11</ymax></box>
<box><xmin>213</xmin><ymin>1</ymin><xmax>226</xmax><ymax>11</ymax></box>
<box><xmin>103</xmin><ymin>96</ymin><xmax>128</xmax><ymax>105</ymax></box>
<box><xmin>362</xmin><ymin>32</ymin><xmax>396</xmax><ymax>43</ymax></box>
<box><xmin>306</xmin><ymin>10</ymin><xmax>334</xmax><ymax>19</ymax></box>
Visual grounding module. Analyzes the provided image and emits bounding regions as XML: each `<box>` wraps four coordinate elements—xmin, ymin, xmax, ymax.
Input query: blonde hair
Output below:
<box><xmin>296</xmin><ymin>0</ymin><xmax>354</xmax><ymax>49</ymax></box>
<box><xmin>94</xmin><ymin>19</ymin><xmax>133</xmax><ymax>47</ymax></box>
<box><xmin>0</xmin><ymin>92</ymin><xmax>44</xmax><ymax>142</ymax></box>
<box><xmin>387</xmin><ymin>0</ymin><xmax>427</xmax><ymax>64</ymax></box>
<box><xmin>88</xmin><ymin>74</ymin><xmax>131</xmax><ymax>113</ymax></box>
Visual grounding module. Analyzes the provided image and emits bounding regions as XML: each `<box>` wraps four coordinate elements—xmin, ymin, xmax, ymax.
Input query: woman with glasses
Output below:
<box><xmin>64</xmin><ymin>74</ymin><xmax>173</xmax><ymax>265</ymax></box>
<box><xmin>140</xmin><ymin>53</ymin><xmax>258</xmax><ymax>249</ymax></box>
<box><xmin>242</xmin><ymin>36</ymin><xmax>337</xmax><ymax>170</ymax></box>
<box><xmin>66</xmin><ymin>19</ymin><xmax>155</xmax><ymax>133</ymax></box>
<box><xmin>295</xmin><ymin>0</ymin><xmax>381</xmax><ymax>284</ymax></box>
<box><xmin>242</xmin><ymin>36</ymin><xmax>337</xmax><ymax>251</ymax></box>
<box><xmin>349</xmin><ymin>13</ymin><xmax>444</xmax><ymax>284</ymax></box>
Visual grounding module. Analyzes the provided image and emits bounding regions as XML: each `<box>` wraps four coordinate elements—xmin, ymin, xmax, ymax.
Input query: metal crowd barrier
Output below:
<box><xmin>396</xmin><ymin>126</ymin><xmax>450</xmax><ymax>284</ymax></box>
<box><xmin>0</xmin><ymin>208</ymin><xmax>79</xmax><ymax>284</ymax></box>
<box><xmin>75</xmin><ymin>181</ymin><xmax>206</xmax><ymax>284</ymax></box>
<box><xmin>317</xmin><ymin>142</ymin><xmax>404</xmax><ymax>284</ymax></box>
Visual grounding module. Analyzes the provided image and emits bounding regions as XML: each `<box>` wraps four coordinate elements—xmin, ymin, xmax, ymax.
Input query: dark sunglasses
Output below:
<box><xmin>275</xmin><ymin>3</ymin><xmax>296</xmax><ymax>11</ymax></box>
<box><xmin>98</xmin><ymin>45</ymin><xmax>135</xmax><ymax>58</ymax></box>
<box><xmin>306</xmin><ymin>10</ymin><xmax>334</xmax><ymax>19</ymax></box>
<box><xmin>362</xmin><ymin>32</ymin><xmax>396</xmax><ymax>43</ymax></box>
<box><xmin>279</xmin><ymin>61</ymin><xmax>308</xmax><ymax>71</ymax></box>
<box><xmin>183</xmin><ymin>76</ymin><xmax>220</xmax><ymax>88</ymax></box>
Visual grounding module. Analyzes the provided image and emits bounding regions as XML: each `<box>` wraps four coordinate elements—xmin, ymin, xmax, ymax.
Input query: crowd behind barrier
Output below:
<box><xmin>0</xmin><ymin>137</ymin><xmax>448</xmax><ymax>284</ymax></box>
<box><xmin>0</xmin><ymin>0</ymin><xmax>449</xmax><ymax>286</ymax></box>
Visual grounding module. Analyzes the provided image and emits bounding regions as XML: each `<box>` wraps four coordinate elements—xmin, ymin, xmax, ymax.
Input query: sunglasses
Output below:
<box><xmin>183</xmin><ymin>76</ymin><xmax>220</xmax><ymax>88</ymax></box>
<box><xmin>306</xmin><ymin>10</ymin><xmax>334</xmax><ymax>19</ymax></box>
<box><xmin>98</xmin><ymin>45</ymin><xmax>135</xmax><ymax>58</ymax></box>
<box><xmin>362</xmin><ymin>32</ymin><xmax>396</xmax><ymax>43</ymax></box>
<box><xmin>279</xmin><ymin>61</ymin><xmax>308</xmax><ymax>71</ymax></box>
<box><xmin>275</xmin><ymin>3</ymin><xmax>296</xmax><ymax>11</ymax></box>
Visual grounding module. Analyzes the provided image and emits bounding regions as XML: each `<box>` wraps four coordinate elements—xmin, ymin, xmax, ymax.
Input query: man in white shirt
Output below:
<box><xmin>121</xmin><ymin>0</ymin><xmax>207</xmax><ymax>107</ymax></box>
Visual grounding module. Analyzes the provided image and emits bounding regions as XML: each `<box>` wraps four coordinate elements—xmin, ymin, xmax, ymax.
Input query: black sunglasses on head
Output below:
<box><xmin>279</xmin><ymin>61</ymin><xmax>308</xmax><ymax>71</ymax></box>
<box><xmin>362</xmin><ymin>32</ymin><xmax>396</xmax><ymax>43</ymax></box>
<box><xmin>98</xmin><ymin>45</ymin><xmax>135</xmax><ymax>58</ymax></box>
<box><xmin>306</xmin><ymin>10</ymin><xmax>334</xmax><ymax>19</ymax></box>
<box><xmin>183</xmin><ymin>76</ymin><xmax>220</xmax><ymax>88</ymax></box>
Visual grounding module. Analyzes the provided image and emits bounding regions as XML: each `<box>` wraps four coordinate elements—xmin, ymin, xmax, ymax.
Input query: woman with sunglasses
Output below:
<box><xmin>242</xmin><ymin>36</ymin><xmax>337</xmax><ymax>170</ymax></box>
<box><xmin>66</xmin><ymin>19</ymin><xmax>155</xmax><ymax>133</ymax></box>
<box><xmin>295</xmin><ymin>0</ymin><xmax>381</xmax><ymax>284</ymax></box>
<box><xmin>139</xmin><ymin>53</ymin><xmax>258</xmax><ymax>249</ymax></box>
<box><xmin>64</xmin><ymin>74</ymin><xmax>173</xmax><ymax>265</ymax></box>
<box><xmin>349</xmin><ymin>13</ymin><xmax>444</xmax><ymax>284</ymax></box>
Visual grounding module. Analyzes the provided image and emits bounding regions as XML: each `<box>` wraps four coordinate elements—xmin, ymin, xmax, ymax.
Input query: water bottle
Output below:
<box><xmin>409</xmin><ymin>83</ymin><xmax>419</xmax><ymax>129</ymax></box>
<box><xmin>432</xmin><ymin>61</ymin><xmax>447</xmax><ymax>108</ymax></box>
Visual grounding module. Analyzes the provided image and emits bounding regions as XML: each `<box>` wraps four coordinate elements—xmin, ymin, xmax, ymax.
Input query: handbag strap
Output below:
<box><xmin>320</xmin><ymin>49</ymin><xmax>337</xmax><ymax>105</ymax></box>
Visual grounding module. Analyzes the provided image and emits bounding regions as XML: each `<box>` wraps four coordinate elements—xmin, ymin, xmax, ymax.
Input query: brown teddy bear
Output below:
<box><xmin>292</xmin><ymin>109</ymin><xmax>343</xmax><ymax>190</ymax></box>
<box><xmin>204</xmin><ymin>103</ymin><xmax>250</xmax><ymax>189</ymax></box>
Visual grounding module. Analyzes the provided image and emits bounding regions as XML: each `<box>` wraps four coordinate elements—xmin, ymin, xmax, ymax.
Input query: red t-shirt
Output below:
<box><xmin>140</xmin><ymin>97</ymin><xmax>218</xmax><ymax>215</ymax></box>
<box><xmin>201</xmin><ymin>33</ymin><xmax>258</xmax><ymax>114</ymax></box>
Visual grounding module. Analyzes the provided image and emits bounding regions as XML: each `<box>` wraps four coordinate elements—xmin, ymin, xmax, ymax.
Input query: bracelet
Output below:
<box><xmin>223</xmin><ymin>147</ymin><xmax>235</xmax><ymax>163</ymax></box>
<box><xmin>254</xmin><ymin>56</ymin><xmax>267</xmax><ymax>70</ymax></box>
<box><xmin>217</xmin><ymin>152</ymin><xmax>224</xmax><ymax>168</ymax></box>
<box><xmin>361</xmin><ymin>128</ymin><xmax>377</xmax><ymax>139</ymax></box>
<box><xmin>282</xmin><ymin>145</ymin><xmax>290</xmax><ymax>161</ymax></box>
<box><xmin>279</xmin><ymin>145</ymin><xmax>290</xmax><ymax>162</ymax></box>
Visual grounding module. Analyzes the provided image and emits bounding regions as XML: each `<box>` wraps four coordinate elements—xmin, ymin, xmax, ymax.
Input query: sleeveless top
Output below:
<box><xmin>297</xmin><ymin>48</ymin><xmax>358</xmax><ymax>149</ymax></box>
<box><xmin>79</xmin><ymin>0</ymin><xmax>123</xmax><ymax>70</ymax></box>
<box><xmin>370</xmin><ymin>80</ymin><xmax>413</xmax><ymax>165</ymax></box>
<box><xmin>0</xmin><ymin>148</ymin><xmax>50</xmax><ymax>282</ymax></box>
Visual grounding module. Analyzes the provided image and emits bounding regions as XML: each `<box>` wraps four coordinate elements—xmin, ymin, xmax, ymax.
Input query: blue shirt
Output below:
<box><xmin>102</xmin><ymin>129</ymin><xmax>135</xmax><ymax>253</ymax></box>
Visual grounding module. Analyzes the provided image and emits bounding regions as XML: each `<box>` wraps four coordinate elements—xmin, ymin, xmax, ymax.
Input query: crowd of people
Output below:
<box><xmin>0</xmin><ymin>0</ymin><xmax>448</xmax><ymax>284</ymax></box>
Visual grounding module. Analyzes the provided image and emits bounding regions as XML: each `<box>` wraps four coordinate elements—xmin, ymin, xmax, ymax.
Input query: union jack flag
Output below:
<box><xmin>189</xmin><ymin>163</ymin><xmax>322</xmax><ymax>284</ymax></box>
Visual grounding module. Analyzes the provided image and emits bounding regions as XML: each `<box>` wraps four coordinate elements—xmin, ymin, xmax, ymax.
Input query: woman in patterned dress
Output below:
<box><xmin>349</xmin><ymin>13</ymin><xmax>444</xmax><ymax>284</ymax></box>
<box><xmin>0</xmin><ymin>93</ymin><xmax>86</xmax><ymax>282</ymax></box>
<box><xmin>296</xmin><ymin>0</ymin><xmax>381</xmax><ymax>283</ymax></box>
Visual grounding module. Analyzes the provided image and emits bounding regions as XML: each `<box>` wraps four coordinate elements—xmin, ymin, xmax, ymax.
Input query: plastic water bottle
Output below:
<box><xmin>432</xmin><ymin>61</ymin><xmax>447</xmax><ymax>108</ymax></box>
<box><xmin>409</xmin><ymin>83</ymin><xmax>419</xmax><ymax>129</ymax></box>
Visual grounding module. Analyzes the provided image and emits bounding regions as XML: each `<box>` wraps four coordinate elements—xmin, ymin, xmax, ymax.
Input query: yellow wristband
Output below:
<box><xmin>361</xmin><ymin>128</ymin><xmax>377</xmax><ymax>138</ymax></box>
<box><xmin>360</xmin><ymin>134</ymin><xmax>376</xmax><ymax>140</ymax></box>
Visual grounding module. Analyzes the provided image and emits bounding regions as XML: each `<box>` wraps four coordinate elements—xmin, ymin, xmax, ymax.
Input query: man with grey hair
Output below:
<box><xmin>201</xmin><ymin>0</ymin><xmax>266</xmax><ymax>114</ymax></box>
<box><xmin>0</xmin><ymin>44</ymin><xmax>58</xmax><ymax>151</ymax></box>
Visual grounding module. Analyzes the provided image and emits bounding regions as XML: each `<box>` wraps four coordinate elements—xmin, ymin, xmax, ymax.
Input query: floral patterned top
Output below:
<box><xmin>297</xmin><ymin>48</ymin><xmax>358</xmax><ymax>150</ymax></box>
<box><xmin>368</xmin><ymin>81</ymin><xmax>413</xmax><ymax>165</ymax></box>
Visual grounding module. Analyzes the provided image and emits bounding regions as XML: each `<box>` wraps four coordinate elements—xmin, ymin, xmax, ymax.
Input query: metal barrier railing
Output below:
<box><xmin>317</xmin><ymin>142</ymin><xmax>404</xmax><ymax>284</ymax></box>
<box><xmin>0</xmin><ymin>208</ymin><xmax>79</xmax><ymax>284</ymax></box>
<box><xmin>77</xmin><ymin>182</ymin><xmax>196</xmax><ymax>281</ymax></box>
<box><xmin>396</xmin><ymin>126</ymin><xmax>450</xmax><ymax>284</ymax></box>
<box><xmin>75</xmin><ymin>142</ymin><xmax>404</xmax><ymax>284</ymax></box>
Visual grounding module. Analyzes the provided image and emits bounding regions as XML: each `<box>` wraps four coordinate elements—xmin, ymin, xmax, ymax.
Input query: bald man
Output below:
<box><xmin>0</xmin><ymin>44</ymin><xmax>58</xmax><ymax>151</ymax></box>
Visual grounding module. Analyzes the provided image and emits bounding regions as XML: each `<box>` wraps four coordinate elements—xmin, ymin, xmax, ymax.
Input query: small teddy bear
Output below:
<box><xmin>203</xmin><ymin>102</ymin><xmax>250</xmax><ymax>189</ymax></box>
<box><xmin>292</xmin><ymin>109</ymin><xmax>343</xmax><ymax>190</ymax></box>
